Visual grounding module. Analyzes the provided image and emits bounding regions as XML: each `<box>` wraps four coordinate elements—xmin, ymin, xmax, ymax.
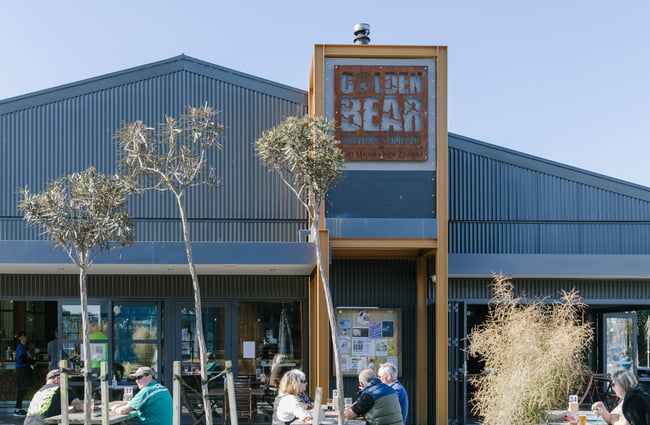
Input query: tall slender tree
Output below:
<box><xmin>116</xmin><ymin>104</ymin><xmax>224</xmax><ymax>425</ymax></box>
<box><xmin>19</xmin><ymin>167</ymin><xmax>133</xmax><ymax>424</ymax></box>
<box><xmin>255</xmin><ymin>115</ymin><xmax>346</xmax><ymax>424</ymax></box>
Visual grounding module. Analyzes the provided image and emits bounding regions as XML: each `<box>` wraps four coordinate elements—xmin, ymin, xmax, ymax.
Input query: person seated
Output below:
<box><xmin>378</xmin><ymin>362</ymin><xmax>409</xmax><ymax>424</ymax></box>
<box><xmin>298</xmin><ymin>378</ymin><xmax>314</xmax><ymax>409</ymax></box>
<box><xmin>269</xmin><ymin>354</ymin><xmax>293</xmax><ymax>388</ymax></box>
<box><xmin>621</xmin><ymin>385</ymin><xmax>650</xmax><ymax>425</ymax></box>
<box><xmin>24</xmin><ymin>368</ymin><xmax>83</xmax><ymax>425</ymax></box>
<box><xmin>112</xmin><ymin>366</ymin><xmax>172</xmax><ymax>425</ymax></box>
<box><xmin>206</xmin><ymin>352</ymin><xmax>221</xmax><ymax>374</ymax></box>
<box><xmin>271</xmin><ymin>369</ymin><xmax>312</xmax><ymax>425</ymax></box>
<box><xmin>592</xmin><ymin>369</ymin><xmax>639</xmax><ymax>425</ymax></box>
<box><xmin>344</xmin><ymin>368</ymin><xmax>403</xmax><ymax>425</ymax></box>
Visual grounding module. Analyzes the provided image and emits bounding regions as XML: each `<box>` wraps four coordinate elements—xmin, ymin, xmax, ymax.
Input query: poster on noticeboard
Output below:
<box><xmin>335</xmin><ymin>308</ymin><xmax>401</xmax><ymax>377</ymax></box>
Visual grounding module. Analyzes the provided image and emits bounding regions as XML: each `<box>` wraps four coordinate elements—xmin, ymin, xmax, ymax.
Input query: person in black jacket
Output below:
<box><xmin>344</xmin><ymin>369</ymin><xmax>403</xmax><ymax>425</ymax></box>
<box><xmin>13</xmin><ymin>331</ymin><xmax>35</xmax><ymax>416</ymax></box>
<box><xmin>622</xmin><ymin>386</ymin><xmax>650</xmax><ymax>425</ymax></box>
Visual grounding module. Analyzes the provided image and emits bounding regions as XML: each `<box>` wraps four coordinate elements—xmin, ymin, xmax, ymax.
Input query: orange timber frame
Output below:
<box><xmin>307</xmin><ymin>44</ymin><xmax>449</xmax><ymax>425</ymax></box>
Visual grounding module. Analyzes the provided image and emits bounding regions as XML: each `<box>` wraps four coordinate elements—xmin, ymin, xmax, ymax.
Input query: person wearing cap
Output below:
<box><xmin>206</xmin><ymin>351</ymin><xmax>222</xmax><ymax>375</ymax></box>
<box><xmin>111</xmin><ymin>366</ymin><xmax>172</xmax><ymax>425</ymax></box>
<box><xmin>24</xmin><ymin>368</ymin><xmax>83</xmax><ymax>425</ymax></box>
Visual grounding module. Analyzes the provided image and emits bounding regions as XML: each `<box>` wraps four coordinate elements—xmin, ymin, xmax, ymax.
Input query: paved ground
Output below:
<box><xmin>0</xmin><ymin>407</ymin><xmax>271</xmax><ymax>424</ymax></box>
<box><xmin>0</xmin><ymin>408</ymin><xmax>26</xmax><ymax>425</ymax></box>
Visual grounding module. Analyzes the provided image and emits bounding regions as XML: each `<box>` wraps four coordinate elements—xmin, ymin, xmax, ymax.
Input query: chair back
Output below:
<box><xmin>223</xmin><ymin>379</ymin><xmax>253</xmax><ymax>424</ymax></box>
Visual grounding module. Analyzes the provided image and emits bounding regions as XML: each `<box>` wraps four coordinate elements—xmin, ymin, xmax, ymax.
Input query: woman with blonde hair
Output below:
<box><xmin>272</xmin><ymin>369</ymin><xmax>312</xmax><ymax>425</ymax></box>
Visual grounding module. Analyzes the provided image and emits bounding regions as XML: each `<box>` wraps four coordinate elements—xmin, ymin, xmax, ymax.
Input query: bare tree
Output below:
<box><xmin>19</xmin><ymin>167</ymin><xmax>133</xmax><ymax>423</ymax></box>
<box><xmin>255</xmin><ymin>115</ymin><xmax>346</xmax><ymax>423</ymax></box>
<box><xmin>116</xmin><ymin>104</ymin><xmax>224</xmax><ymax>425</ymax></box>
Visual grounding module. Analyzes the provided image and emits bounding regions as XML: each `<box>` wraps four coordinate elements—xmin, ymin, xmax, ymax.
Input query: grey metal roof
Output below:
<box><xmin>0</xmin><ymin>55</ymin><xmax>312</xmax><ymax>274</ymax></box>
<box><xmin>0</xmin><ymin>54</ymin><xmax>307</xmax><ymax>110</ymax></box>
<box><xmin>448</xmin><ymin>133</ymin><xmax>650</xmax><ymax>277</ymax></box>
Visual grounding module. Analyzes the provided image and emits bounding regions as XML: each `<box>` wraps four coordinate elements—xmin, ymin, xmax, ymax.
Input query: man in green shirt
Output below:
<box><xmin>112</xmin><ymin>366</ymin><xmax>172</xmax><ymax>425</ymax></box>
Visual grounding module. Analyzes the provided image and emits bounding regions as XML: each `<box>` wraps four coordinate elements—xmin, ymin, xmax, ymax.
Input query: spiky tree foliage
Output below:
<box><xmin>116</xmin><ymin>104</ymin><xmax>224</xmax><ymax>425</ymax></box>
<box><xmin>467</xmin><ymin>274</ymin><xmax>594</xmax><ymax>425</ymax></box>
<box><xmin>19</xmin><ymin>167</ymin><xmax>133</xmax><ymax>423</ymax></box>
<box><xmin>256</xmin><ymin>115</ymin><xmax>346</xmax><ymax>424</ymax></box>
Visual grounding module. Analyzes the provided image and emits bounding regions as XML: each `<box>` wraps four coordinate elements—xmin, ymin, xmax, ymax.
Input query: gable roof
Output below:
<box><xmin>449</xmin><ymin>132</ymin><xmax>650</xmax><ymax>201</ymax></box>
<box><xmin>448</xmin><ymin>132</ymin><xmax>650</xmax><ymax>278</ymax></box>
<box><xmin>0</xmin><ymin>54</ymin><xmax>306</xmax><ymax>113</ymax></box>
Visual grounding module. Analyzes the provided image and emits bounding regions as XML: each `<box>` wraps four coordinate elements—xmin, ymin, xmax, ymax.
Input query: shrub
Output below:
<box><xmin>467</xmin><ymin>274</ymin><xmax>593</xmax><ymax>425</ymax></box>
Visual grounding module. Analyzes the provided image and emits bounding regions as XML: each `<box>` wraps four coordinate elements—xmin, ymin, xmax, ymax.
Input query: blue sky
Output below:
<box><xmin>3</xmin><ymin>1</ymin><xmax>649</xmax><ymax>186</ymax></box>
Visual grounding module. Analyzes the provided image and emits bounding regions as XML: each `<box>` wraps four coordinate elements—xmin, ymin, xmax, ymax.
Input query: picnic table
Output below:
<box><xmin>43</xmin><ymin>411</ymin><xmax>138</xmax><ymax>424</ymax></box>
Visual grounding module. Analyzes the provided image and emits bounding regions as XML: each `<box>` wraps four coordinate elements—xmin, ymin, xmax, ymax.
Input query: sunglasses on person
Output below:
<box><xmin>135</xmin><ymin>374</ymin><xmax>149</xmax><ymax>380</ymax></box>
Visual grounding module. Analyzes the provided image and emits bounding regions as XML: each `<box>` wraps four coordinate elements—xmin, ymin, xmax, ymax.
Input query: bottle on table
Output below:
<box><xmin>568</xmin><ymin>394</ymin><xmax>579</xmax><ymax>425</ymax></box>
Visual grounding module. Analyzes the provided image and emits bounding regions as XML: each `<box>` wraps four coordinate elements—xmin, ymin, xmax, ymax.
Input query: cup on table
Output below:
<box><xmin>578</xmin><ymin>415</ymin><xmax>586</xmax><ymax>425</ymax></box>
<box><xmin>592</xmin><ymin>406</ymin><xmax>601</xmax><ymax>418</ymax></box>
<box><xmin>344</xmin><ymin>397</ymin><xmax>353</xmax><ymax>409</ymax></box>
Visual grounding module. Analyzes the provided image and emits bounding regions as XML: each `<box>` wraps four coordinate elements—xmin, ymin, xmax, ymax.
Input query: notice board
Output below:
<box><xmin>335</xmin><ymin>308</ymin><xmax>402</xmax><ymax>377</ymax></box>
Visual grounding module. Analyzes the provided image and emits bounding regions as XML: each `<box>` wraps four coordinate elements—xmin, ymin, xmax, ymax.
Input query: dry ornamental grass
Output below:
<box><xmin>467</xmin><ymin>274</ymin><xmax>594</xmax><ymax>425</ymax></box>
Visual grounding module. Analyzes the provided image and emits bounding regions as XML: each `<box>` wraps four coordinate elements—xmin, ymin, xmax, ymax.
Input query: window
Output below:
<box><xmin>113</xmin><ymin>304</ymin><xmax>159</xmax><ymax>379</ymax></box>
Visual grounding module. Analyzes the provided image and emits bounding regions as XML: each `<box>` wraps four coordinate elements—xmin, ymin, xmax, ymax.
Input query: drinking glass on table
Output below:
<box><xmin>592</xmin><ymin>406</ymin><xmax>601</xmax><ymax>418</ymax></box>
<box><xmin>344</xmin><ymin>397</ymin><xmax>353</xmax><ymax>409</ymax></box>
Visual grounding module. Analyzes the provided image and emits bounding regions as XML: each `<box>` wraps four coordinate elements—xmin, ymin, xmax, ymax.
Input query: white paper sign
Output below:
<box><xmin>243</xmin><ymin>341</ymin><xmax>256</xmax><ymax>359</ymax></box>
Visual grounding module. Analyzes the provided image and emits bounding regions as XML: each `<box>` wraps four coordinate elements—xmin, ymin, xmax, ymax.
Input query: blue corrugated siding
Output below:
<box><xmin>326</xmin><ymin>170</ymin><xmax>435</xmax><ymax>219</ymax></box>
<box><xmin>0</xmin><ymin>57</ymin><xmax>309</xmax><ymax>243</ymax></box>
<box><xmin>448</xmin><ymin>277</ymin><xmax>650</xmax><ymax>304</ymax></box>
<box><xmin>330</xmin><ymin>259</ymin><xmax>417</xmax><ymax>425</ymax></box>
<box><xmin>449</xmin><ymin>136</ymin><xmax>650</xmax><ymax>255</ymax></box>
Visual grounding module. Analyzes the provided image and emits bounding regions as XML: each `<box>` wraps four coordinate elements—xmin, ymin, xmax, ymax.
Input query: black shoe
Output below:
<box><xmin>13</xmin><ymin>409</ymin><xmax>27</xmax><ymax>416</ymax></box>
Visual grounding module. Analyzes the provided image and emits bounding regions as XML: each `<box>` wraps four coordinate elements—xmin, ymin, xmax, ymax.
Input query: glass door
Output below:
<box><xmin>178</xmin><ymin>303</ymin><xmax>232</xmax><ymax>374</ymax></box>
<box><xmin>603</xmin><ymin>312</ymin><xmax>637</xmax><ymax>375</ymax></box>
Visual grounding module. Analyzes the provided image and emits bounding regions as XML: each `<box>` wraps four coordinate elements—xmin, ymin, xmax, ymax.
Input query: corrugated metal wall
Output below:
<box><xmin>326</xmin><ymin>170</ymin><xmax>436</xmax><ymax>219</ymax></box>
<box><xmin>329</xmin><ymin>259</ymin><xmax>417</xmax><ymax>425</ymax></box>
<box><xmin>449</xmin><ymin>137</ymin><xmax>650</xmax><ymax>254</ymax></box>
<box><xmin>446</xmin><ymin>277</ymin><xmax>650</xmax><ymax>304</ymax></box>
<box><xmin>0</xmin><ymin>274</ymin><xmax>307</xmax><ymax>299</ymax></box>
<box><xmin>0</xmin><ymin>57</ymin><xmax>308</xmax><ymax>243</ymax></box>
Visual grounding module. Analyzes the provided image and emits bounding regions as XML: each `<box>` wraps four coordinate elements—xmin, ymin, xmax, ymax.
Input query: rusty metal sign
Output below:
<box><xmin>334</xmin><ymin>65</ymin><xmax>429</xmax><ymax>161</ymax></box>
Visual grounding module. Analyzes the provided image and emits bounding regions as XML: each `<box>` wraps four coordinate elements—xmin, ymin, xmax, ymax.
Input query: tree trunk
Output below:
<box><xmin>312</xmin><ymin>220</ymin><xmax>346</xmax><ymax>425</ymax></box>
<box><xmin>177</xmin><ymin>196</ymin><xmax>212</xmax><ymax>425</ymax></box>
<box><xmin>79</xmin><ymin>266</ymin><xmax>93</xmax><ymax>424</ymax></box>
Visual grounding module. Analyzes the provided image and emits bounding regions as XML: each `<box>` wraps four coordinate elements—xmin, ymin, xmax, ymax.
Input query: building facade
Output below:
<box><xmin>0</xmin><ymin>54</ymin><xmax>315</xmax><ymax>410</ymax></box>
<box><xmin>447</xmin><ymin>133</ymin><xmax>650</xmax><ymax>424</ymax></box>
<box><xmin>1</xmin><ymin>50</ymin><xmax>650</xmax><ymax>425</ymax></box>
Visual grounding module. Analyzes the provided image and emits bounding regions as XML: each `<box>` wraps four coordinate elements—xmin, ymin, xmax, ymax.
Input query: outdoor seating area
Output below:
<box><xmin>180</xmin><ymin>372</ymin><xmax>275</xmax><ymax>424</ymax></box>
<box><xmin>578</xmin><ymin>373</ymin><xmax>618</xmax><ymax>410</ymax></box>
<box><xmin>0</xmin><ymin>406</ymin><xmax>277</xmax><ymax>425</ymax></box>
